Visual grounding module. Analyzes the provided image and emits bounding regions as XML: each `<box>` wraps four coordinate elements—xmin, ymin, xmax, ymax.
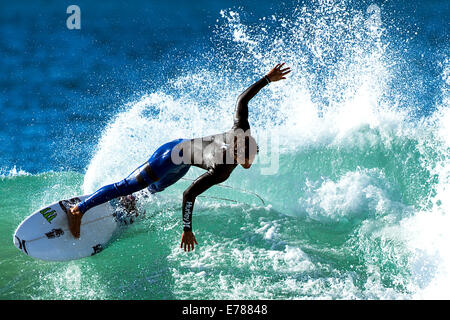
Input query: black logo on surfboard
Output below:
<box><xmin>45</xmin><ymin>228</ymin><xmax>64</xmax><ymax>239</ymax></box>
<box><xmin>91</xmin><ymin>244</ymin><xmax>103</xmax><ymax>256</ymax></box>
<box><xmin>15</xmin><ymin>236</ymin><xmax>28</xmax><ymax>255</ymax></box>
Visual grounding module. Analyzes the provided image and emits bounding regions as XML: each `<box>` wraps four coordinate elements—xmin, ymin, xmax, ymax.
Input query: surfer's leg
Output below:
<box><xmin>68</xmin><ymin>138</ymin><xmax>188</xmax><ymax>237</ymax></box>
<box><xmin>76</xmin><ymin>162</ymin><xmax>158</xmax><ymax>215</ymax></box>
<box><xmin>76</xmin><ymin>139</ymin><xmax>187</xmax><ymax>214</ymax></box>
<box><xmin>68</xmin><ymin>165</ymin><xmax>153</xmax><ymax>238</ymax></box>
<box><xmin>68</xmin><ymin>161</ymin><xmax>159</xmax><ymax>238</ymax></box>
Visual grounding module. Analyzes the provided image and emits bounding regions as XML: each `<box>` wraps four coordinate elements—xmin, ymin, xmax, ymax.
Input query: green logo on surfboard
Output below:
<box><xmin>40</xmin><ymin>207</ymin><xmax>57</xmax><ymax>223</ymax></box>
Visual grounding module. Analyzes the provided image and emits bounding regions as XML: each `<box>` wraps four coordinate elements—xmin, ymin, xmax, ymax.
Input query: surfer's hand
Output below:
<box><xmin>180</xmin><ymin>231</ymin><xmax>198</xmax><ymax>252</ymax></box>
<box><xmin>266</xmin><ymin>63</ymin><xmax>291</xmax><ymax>82</ymax></box>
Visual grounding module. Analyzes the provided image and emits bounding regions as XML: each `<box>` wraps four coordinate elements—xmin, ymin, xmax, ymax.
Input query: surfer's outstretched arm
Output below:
<box><xmin>180</xmin><ymin>169</ymin><xmax>230</xmax><ymax>251</ymax></box>
<box><xmin>233</xmin><ymin>63</ymin><xmax>291</xmax><ymax>131</ymax></box>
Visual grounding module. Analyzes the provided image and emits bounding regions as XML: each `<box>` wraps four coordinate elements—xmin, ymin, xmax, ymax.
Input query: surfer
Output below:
<box><xmin>68</xmin><ymin>63</ymin><xmax>291</xmax><ymax>251</ymax></box>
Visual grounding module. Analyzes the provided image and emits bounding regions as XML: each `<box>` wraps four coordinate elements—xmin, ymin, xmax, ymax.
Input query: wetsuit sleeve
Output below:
<box><xmin>233</xmin><ymin>76</ymin><xmax>270</xmax><ymax>131</ymax></box>
<box><xmin>182</xmin><ymin>169</ymin><xmax>230</xmax><ymax>231</ymax></box>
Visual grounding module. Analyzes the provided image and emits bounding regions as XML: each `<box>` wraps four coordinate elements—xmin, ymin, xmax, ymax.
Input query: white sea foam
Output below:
<box><xmin>299</xmin><ymin>168</ymin><xmax>411</xmax><ymax>223</ymax></box>
<box><xmin>406</xmin><ymin>102</ymin><xmax>450</xmax><ymax>299</ymax></box>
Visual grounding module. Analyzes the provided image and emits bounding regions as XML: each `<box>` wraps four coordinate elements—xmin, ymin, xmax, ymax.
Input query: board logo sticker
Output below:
<box><xmin>45</xmin><ymin>228</ymin><xmax>64</xmax><ymax>239</ymax></box>
<box><xmin>40</xmin><ymin>207</ymin><xmax>57</xmax><ymax>223</ymax></box>
<box><xmin>15</xmin><ymin>236</ymin><xmax>28</xmax><ymax>255</ymax></box>
<box><xmin>91</xmin><ymin>244</ymin><xmax>103</xmax><ymax>256</ymax></box>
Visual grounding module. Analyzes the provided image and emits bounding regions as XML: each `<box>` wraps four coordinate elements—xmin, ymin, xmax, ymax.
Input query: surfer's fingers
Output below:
<box><xmin>280</xmin><ymin>67</ymin><xmax>291</xmax><ymax>73</ymax></box>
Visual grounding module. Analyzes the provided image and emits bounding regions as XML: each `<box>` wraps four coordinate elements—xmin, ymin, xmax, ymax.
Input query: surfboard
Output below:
<box><xmin>13</xmin><ymin>195</ymin><xmax>140</xmax><ymax>261</ymax></box>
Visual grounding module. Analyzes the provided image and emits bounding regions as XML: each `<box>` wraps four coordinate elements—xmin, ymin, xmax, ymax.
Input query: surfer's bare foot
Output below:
<box><xmin>68</xmin><ymin>205</ymin><xmax>82</xmax><ymax>238</ymax></box>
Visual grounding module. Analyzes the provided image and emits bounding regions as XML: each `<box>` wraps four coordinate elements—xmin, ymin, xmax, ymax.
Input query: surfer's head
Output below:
<box><xmin>233</xmin><ymin>134</ymin><xmax>258</xmax><ymax>169</ymax></box>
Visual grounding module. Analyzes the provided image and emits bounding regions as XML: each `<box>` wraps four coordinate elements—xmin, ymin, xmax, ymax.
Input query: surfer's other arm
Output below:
<box><xmin>233</xmin><ymin>63</ymin><xmax>291</xmax><ymax>130</ymax></box>
<box><xmin>180</xmin><ymin>169</ymin><xmax>229</xmax><ymax>251</ymax></box>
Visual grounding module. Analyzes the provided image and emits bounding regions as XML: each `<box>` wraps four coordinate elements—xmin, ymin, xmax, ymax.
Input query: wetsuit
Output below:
<box><xmin>77</xmin><ymin>75</ymin><xmax>270</xmax><ymax>231</ymax></box>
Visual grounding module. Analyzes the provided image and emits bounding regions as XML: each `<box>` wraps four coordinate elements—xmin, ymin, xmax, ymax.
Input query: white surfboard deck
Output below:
<box><xmin>13</xmin><ymin>195</ymin><xmax>138</xmax><ymax>261</ymax></box>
